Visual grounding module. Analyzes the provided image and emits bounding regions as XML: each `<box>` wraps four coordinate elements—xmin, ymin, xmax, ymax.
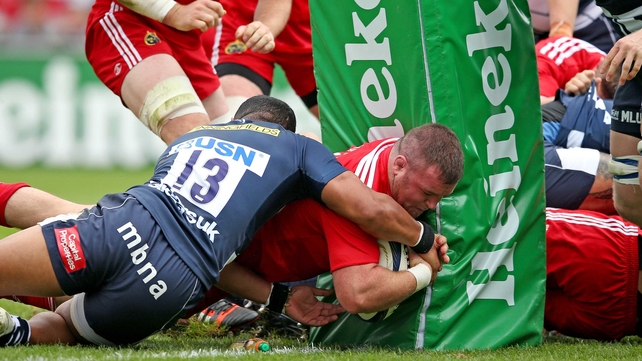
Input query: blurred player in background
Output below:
<box><xmin>528</xmin><ymin>0</ymin><xmax>618</xmax><ymax>53</ymax></box>
<box><xmin>595</xmin><ymin>2</ymin><xmax>642</xmax><ymax>230</ymax></box>
<box><xmin>537</xmin><ymin>36</ymin><xmax>606</xmax><ymax>104</ymax></box>
<box><xmin>541</xmin><ymin>68</ymin><xmax>616</xmax><ymax>215</ymax></box>
<box><xmin>545</xmin><ymin>207</ymin><xmax>641</xmax><ymax>341</ymax></box>
<box><xmin>85</xmin><ymin>0</ymin><xmax>230</xmax><ymax>145</ymax></box>
<box><xmin>202</xmin><ymin>0</ymin><xmax>319</xmax><ymax>121</ymax></box>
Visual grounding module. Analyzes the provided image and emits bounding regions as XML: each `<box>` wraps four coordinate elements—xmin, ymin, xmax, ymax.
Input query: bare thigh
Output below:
<box><xmin>611</xmin><ymin>131</ymin><xmax>642</xmax><ymax>224</ymax></box>
<box><xmin>201</xmin><ymin>86</ymin><xmax>228</xmax><ymax>121</ymax></box>
<box><xmin>120</xmin><ymin>54</ymin><xmax>218</xmax><ymax>144</ymax></box>
<box><xmin>220</xmin><ymin>74</ymin><xmax>264</xmax><ymax>98</ymax></box>
<box><xmin>0</xmin><ymin>226</ymin><xmax>63</xmax><ymax>296</ymax></box>
<box><xmin>120</xmin><ymin>54</ymin><xmax>188</xmax><ymax>115</ymax></box>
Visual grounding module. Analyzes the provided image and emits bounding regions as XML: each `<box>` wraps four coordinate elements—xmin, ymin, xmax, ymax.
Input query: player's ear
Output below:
<box><xmin>392</xmin><ymin>155</ymin><xmax>408</xmax><ymax>172</ymax></box>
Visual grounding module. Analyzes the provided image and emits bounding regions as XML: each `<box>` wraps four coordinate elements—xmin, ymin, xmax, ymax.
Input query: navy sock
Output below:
<box><xmin>0</xmin><ymin>316</ymin><xmax>30</xmax><ymax>346</ymax></box>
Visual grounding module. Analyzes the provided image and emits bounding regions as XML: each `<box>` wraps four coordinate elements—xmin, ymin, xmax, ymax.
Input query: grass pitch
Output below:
<box><xmin>1</xmin><ymin>167</ymin><xmax>642</xmax><ymax>360</ymax></box>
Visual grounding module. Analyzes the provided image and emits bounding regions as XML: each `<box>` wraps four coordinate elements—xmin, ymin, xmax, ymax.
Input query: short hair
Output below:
<box><xmin>234</xmin><ymin>95</ymin><xmax>297</xmax><ymax>132</ymax></box>
<box><xmin>397</xmin><ymin>123</ymin><xmax>464</xmax><ymax>185</ymax></box>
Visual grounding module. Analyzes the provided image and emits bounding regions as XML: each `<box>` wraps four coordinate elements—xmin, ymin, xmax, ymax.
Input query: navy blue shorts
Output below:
<box><xmin>611</xmin><ymin>77</ymin><xmax>642</xmax><ymax>139</ymax></box>
<box><xmin>40</xmin><ymin>194</ymin><xmax>208</xmax><ymax>345</ymax></box>
<box><xmin>544</xmin><ymin>142</ymin><xmax>597</xmax><ymax>209</ymax></box>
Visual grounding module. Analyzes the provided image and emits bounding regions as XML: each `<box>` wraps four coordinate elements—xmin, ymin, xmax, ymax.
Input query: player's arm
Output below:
<box><xmin>547</xmin><ymin>0</ymin><xmax>577</xmax><ymax>37</ymax></box>
<box><xmin>118</xmin><ymin>0</ymin><xmax>226</xmax><ymax>32</ymax></box>
<box><xmin>1</xmin><ymin>183</ymin><xmax>89</xmax><ymax>229</ymax></box>
<box><xmin>332</xmin><ymin>249</ymin><xmax>436</xmax><ymax>314</ymax></box>
<box><xmin>217</xmin><ymin>261</ymin><xmax>344</xmax><ymax>326</ymax></box>
<box><xmin>320</xmin><ymin>171</ymin><xmax>433</xmax><ymax>255</ymax></box>
<box><xmin>236</xmin><ymin>0</ymin><xmax>292</xmax><ymax>53</ymax></box>
<box><xmin>578</xmin><ymin>151</ymin><xmax>616</xmax><ymax>214</ymax></box>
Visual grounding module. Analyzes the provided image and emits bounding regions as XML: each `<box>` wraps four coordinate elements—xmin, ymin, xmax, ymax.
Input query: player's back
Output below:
<box><xmin>127</xmin><ymin>120</ymin><xmax>346</xmax><ymax>287</ymax></box>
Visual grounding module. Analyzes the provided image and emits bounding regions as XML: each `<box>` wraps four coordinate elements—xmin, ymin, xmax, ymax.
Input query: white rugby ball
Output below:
<box><xmin>357</xmin><ymin>240</ymin><xmax>410</xmax><ymax>322</ymax></box>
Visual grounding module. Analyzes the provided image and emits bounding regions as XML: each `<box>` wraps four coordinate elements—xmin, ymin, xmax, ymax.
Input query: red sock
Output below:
<box><xmin>1</xmin><ymin>295</ymin><xmax>57</xmax><ymax>311</ymax></box>
<box><xmin>0</xmin><ymin>182</ymin><xmax>30</xmax><ymax>227</ymax></box>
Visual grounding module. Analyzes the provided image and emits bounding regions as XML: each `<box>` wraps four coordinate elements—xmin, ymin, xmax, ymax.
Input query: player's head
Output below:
<box><xmin>389</xmin><ymin>123</ymin><xmax>464</xmax><ymax>218</ymax></box>
<box><xmin>234</xmin><ymin>95</ymin><xmax>297</xmax><ymax>132</ymax></box>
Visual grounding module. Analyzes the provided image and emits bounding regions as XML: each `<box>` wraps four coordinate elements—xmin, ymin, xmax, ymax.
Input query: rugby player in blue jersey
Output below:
<box><xmin>0</xmin><ymin>96</ymin><xmax>437</xmax><ymax>347</ymax></box>
<box><xmin>541</xmin><ymin>69</ymin><xmax>616</xmax><ymax>214</ymax></box>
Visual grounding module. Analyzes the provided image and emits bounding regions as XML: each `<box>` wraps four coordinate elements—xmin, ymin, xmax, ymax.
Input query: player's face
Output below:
<box><xmin>390</xmin><ymin>161</ymin><xmax>456</xmax><ymax>218</ymax></box>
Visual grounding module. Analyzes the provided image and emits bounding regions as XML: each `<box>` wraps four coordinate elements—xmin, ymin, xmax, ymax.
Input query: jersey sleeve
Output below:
<box><xmin>239</xmin><ymin>199</ymin><xmax>332</xmax><ymax>283</ymax></box>
<box><xmin>297</xmin><ymin>136</ymin><xmax>347</xmax><ymax>201</ymax></box>
<box><xmin>322</xmin><ymin>206</ymin><xmax>380</xmax><ymax>272</ymax></box>
<box><xmin>538</xmin><ymin>66</ymin><xmax>562</xmax><ymax>97</ymax></box>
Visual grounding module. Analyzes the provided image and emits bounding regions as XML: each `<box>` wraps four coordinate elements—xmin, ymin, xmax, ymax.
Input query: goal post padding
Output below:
<box><xmin>309</xmin><ymin>0</ymin><xmax>546</xmax><ymax>350</ymax></box>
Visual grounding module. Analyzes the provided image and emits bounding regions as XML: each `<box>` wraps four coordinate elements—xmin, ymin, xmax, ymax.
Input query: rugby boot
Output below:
<box><xmin>0</xmin><ymin>307</ymin><xmax>12</xmax><ymax>338</ymax></box>
<box><xmin>197</xmin><ymin>299</ymin><xmax>260</xmax><ymax>331</ymax></box>
<box><xmin>0</xmin><ymin>306</ymin><xmax>30</xmax><ymax>346</ymax></box>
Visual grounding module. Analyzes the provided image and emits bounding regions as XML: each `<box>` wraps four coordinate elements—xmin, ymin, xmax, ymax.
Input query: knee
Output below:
<box><xmin>139</xmin><ymin>76</ymin><xmax>207</xmax><ymax>138</ymax></box>
<box><xmin>613</xmin><ymin>191</ymin><xmax>642</xmax><ymax>227</ymax></box>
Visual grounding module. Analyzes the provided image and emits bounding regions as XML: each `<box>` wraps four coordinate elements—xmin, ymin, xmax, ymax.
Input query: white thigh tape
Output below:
<box><xmin>138</xmin><ymin>76</ymin><xmax>206</xmax><ymax>136</ymax></box>
<box><xmin>609</xmin><ymin>155</ymin><xmax>641</xmax><ymax>185</ymax></box>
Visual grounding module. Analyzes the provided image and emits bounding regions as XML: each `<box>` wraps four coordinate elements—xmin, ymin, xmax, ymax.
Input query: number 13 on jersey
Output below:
<box><xmin>162</xmin><ymin>137</ymin><xmax>271</xmax><ymax>217</ymax></box>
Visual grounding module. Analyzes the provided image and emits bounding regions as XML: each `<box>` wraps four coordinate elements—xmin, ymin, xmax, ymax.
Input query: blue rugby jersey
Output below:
<box><xmin>595</xmin><ymin>1</ymin><xmax>642</xmax><ymax>35</ymax></box>
<box><xmin>554</xmin><ymin>83</ymin><xmax>612</xmax><ymax>154</ymax></box>
<box><xmin>126</xmin><ymin>120</ymin><xmax>347</xmax><ymax>287</ymax></box>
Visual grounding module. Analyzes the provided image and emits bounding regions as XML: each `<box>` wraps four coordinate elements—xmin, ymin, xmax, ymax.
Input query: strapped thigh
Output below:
<box><xmin>609</xmin><ymin>155</ymin><xmax>641</xmax><ymax>185</ymax></box>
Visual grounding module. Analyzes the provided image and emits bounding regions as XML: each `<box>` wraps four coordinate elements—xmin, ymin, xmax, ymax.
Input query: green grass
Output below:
<box><xmin>1</xmin><ymin>167</ymin><xmax>642</xmax><ymax>360</ymax></box>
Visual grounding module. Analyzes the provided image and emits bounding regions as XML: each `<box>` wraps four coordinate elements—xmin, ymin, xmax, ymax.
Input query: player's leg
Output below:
<box><xmin>0</xmin><ymin>226</ymin><xmax>69</xmax><ymax>346</ymax></box>
<box><xmin>120</xmin><ymin>54</ymin><xmax>212</xmax><ymax>145</ymax></box>
<box><xmin>280</xmin><ymin>53</ymin><xmax>319</xmax><ymax>120</ymax></box>
<box><xmin>0</xmin><ymin>183</ymin><xmax>80</xmax><ymax>314</ymax></box>
<box><xmin>1</xmin><ymin>183</ymin><xmax>87</xmax><ymax>230</ymax></box>
<box><xmin>607</xmin><ymin>77</ymin><xmax>642</xmax><ymax>226</ymax></box>
<box><xmin>215</xmin><ymin>62</ymin><xmax>273</xmax><ymax>121</ymax></box>
<box><xmin>203</xmin><ymin>87</ymin><xmax>231</xmax><ymax>124</ymax></box>
<box><xmin>577</xmin><ymin>151</ymin><xmax>616</xmax><ymax>214</ymax></box>
<box><xmin>308</xmin><ymin>103</ymin><xmax>319</xmax><ymax>119</ymax></box>
<box><xmin>0</xmin><ymin>182</ymin><xmax>30</xmax><ymax>228</ymax></box>
<box><xmin>13</xmin><ymin>300</ymin><xmax>78</xmax><ymax>345</ymax></box>
<box><xmin>86</xmin><ymin>8</ymin><xmax>218</xmax><ymax>146</ymax></box>
<box><xmin>0</xmin><ymin>227</ymin><xmax>63</xmax><ymax>296</ymax></box>
<box><xmin>610</xmin><ymin>131</ymin><xmax>642</xmax><ymax>226</ymax></box>
<box><xmin>0</xmin><ymin>296</ymin><xmax>64</xmax><ymax>312</ymax></box>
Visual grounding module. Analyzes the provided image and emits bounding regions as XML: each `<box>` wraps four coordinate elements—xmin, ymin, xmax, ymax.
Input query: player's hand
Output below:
<box><xmin>564</xmin><ymin>69</ymin><xmax>595</xmax><ymax>96</ymax></box>
<box><xmin>284</xmin><ymin>286</ymin><xmax>345</xmax><ymax>326</ymax></box>
<box><xmin>235</xmin><ymin>21</ymin><xmax>276</xmax><ymax>53</ymax></box>
<box><xmin>600</xmin><ymin>30</ymin><xmax>642</xmax><ymax>86</ymax></box>
<box><xmin>411</xmin><ymin>235</ymin><xmax>447</xmax><ymax>283</ymax></box>
<box><xmin>163</xmin><ymin>0</ymin><xmax>226</xmax><ymax>32</ymax></box>
<box><xmin>433</xmin><ymin>234</ymin><xmax>449</xmax><ymax>265</ymax></box>
<box><xmin>415</xmin><ymin>232</ymin><xmax>449</xmax><ymax>266</ymax></box>
<box><xmin>409</xmin><ymin>249</ymin><xmax>439</xmax><ymax>283</ymax></box>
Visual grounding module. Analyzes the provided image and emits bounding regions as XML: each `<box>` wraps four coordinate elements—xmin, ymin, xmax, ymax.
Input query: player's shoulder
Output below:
<box><xmin>335</xmin><ymin>138</ymin><xmax>397</xmax><ymax>157</ymax></box>
<box><xmin>191</xmin><ymin>119</ymin><xmax>285</xmax><ymax>136</ymax></box>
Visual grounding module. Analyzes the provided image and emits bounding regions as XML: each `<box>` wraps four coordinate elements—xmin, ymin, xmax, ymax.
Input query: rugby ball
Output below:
<box><xmin>357</xmin><ymin>240</ymin><xmax>410</xmax><ymax>322</ymax></box>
